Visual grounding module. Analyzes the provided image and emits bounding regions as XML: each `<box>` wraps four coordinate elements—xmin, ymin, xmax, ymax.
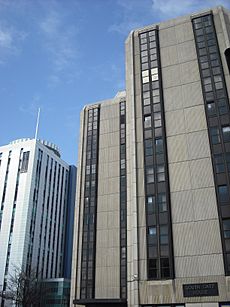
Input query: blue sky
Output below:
<box><xmin>0</xmin><ymin>0</ymin><xmax>230</xmax><ymax>165</ymax></box>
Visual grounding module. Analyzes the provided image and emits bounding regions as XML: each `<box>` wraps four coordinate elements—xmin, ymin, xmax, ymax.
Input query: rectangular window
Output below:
<box><xmin>223</xmin><ymin>220</ymin><xmax>230</xmax><ymax>238</ymax></box>
<box><xmin>222</xmin><ymin>126</ymin><xmax>230</xmax><ymax>142</ymax></box>
<box><xmin>214</xmin><ymin>154</ymin><xmax>225</xmax><ymax>173</ymax></box>
<box><xmin>144</xmin><ymin>115</ymin><xmax>152</xmax><ymax>129</ymax></box>
<box><xmin>146</xmin><ymin>166</ymin><xmax>154</xmax><ymax>183</ymax></box>
<box><xmin>218</xmin><ymin>185</ymin><xmax>229</xmax><ymax>203</ymax></box>
<box><xmin>210</xmin><ymin>127</ymin><xmax>220</xmax><ymax>144</ymax></box>
<box><xmin>207</xmin><ymin>102</ymin><xmax>216</xmax><ymax>116</ymax></box>
<box><xmin>20</xmin><ymin>151</ymin><xmax>30</xmax><ymax>173</ymax></box>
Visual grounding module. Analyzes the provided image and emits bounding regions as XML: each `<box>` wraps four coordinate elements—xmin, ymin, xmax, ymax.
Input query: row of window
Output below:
<box><xmin>4</xmin><ymin>149</ymin><xmax>23</xmax><ymax>282</ymax></box>
<box><xmin>139</xmin><ymin>29</ymin><xmax>173</xmax><ymax>280</ymax></box>
<box><xmin>120</xmin><ymin>100</ymin><xmax>127</xmax><ymax>299</ymax></box>
<box><xmin>26</xmin><ymin>148</ymin><xmax>43</xmax><ymax>275</ymax></box>
<box><xmin>0</xmin><ymin>152</ymin><xmax>12</xmax><ymax>231</ymax></box>
<box><xmin>80</xmin><ymin>107</ymin><xmax>100</xmax><ymax>299</ymax></box>
<box><xmin>192</xmin><ymin>14</ymin><xmax>230</xmax><ymax>275</ymax></box>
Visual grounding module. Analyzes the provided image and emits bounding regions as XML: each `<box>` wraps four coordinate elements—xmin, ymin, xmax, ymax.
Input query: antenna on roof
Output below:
<box><xmin>35</xmin><ymin>108</ymin><xmax>40</xmax><ymax>140</ymax></box>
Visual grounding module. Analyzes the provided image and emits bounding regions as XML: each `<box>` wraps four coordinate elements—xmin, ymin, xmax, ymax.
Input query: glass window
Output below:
<box><xmin>218</xmin><ymin>185</ymin><xmax>229</xmax><ymax>202</ymax></box>
<box><xmin>226</xmin><ymin>153</ymin><xmax>230</xmax><ymax>171</ymax></box>
<box><xmin>146</xmin><ymin>166</ymin><xmax>154</xmax><ymax>183</ymax></box>
<box><xmin>142</xmin><ymin>76</ymin><xmax>149</xmax><ymax>84</ymax></box>
<box><xmin>223</xmin><ymin>220</ymin><xmax>230</xmax><ymax>238</ymax></box>
<box><xmin>155</xmin><ymin>138</ymin><xmax>163</xmax><ymax>153</ymax></box>
<box><xmin>160</xmin><ymin>225</ymin><xmax>168</xmax><ymax>244</ymax></box>
<box><xmin>160</xmin><ymin>258</ymin><xmax>170</xmax><ymax>278</ymax></box>
<box><xmin>207</xmin><ymin>102</ymin><xmax>216</xmax><ymax>116</ymax></box>
<box><xmin>222</xmin><ymin>126</ymin><xmax>230</xmax><ymax>142</ymax></box>
<box><xmin>147</xmin><ymin>195</ymin><xmax>156</xmax><ymax>213</ymax></box>
<box><xmin>141</xmin><ymin>56</ymin><xmax>148</xmax><ymax>63</ymax></box>
<box><xmin>141</xmin><ymin>44</ymin><xmax>147</xmax><ymax>51</ymax></box>
<box><xmin>145</xmin><ymin>140</ymin><xmax>153</xmax><ymax>156</ymax></box>
<box><xmin>158</xmin><ymin>193</ymin><xmax>167</xmax><ymax>212</ymax></box>
<box><xmin>144</xmin><ymin>115</ymin><xmax>152</xmax><ymax>128</ymax></box>
<box><xmin>148</xmin><ymin>258</ymin><xmax>157</xmax><ymax>278</ymax></box>
<box><xmin>142</xmin><ymin>70</ymin><xmax>149</xmax><ymax>77</ymax></box>
<box><xmin>149</xmin><ymin>226</ymin><xmax>156</xmax><ymax>235</ymax></box>
<box><xmin>21</xmin><ymin>151</ymin><xmax>30</xmax><ymax>173</ymax></box>
<box><xmin>214</xmin><ymin>154</ymin><xmax>224</xmax><ymax>173</ymax></box>
<box><xmin>154</xmin><ymin>112</ymin><xmax>162</xmax><ymax>128</ymax></box>
<box><xmin>210</xmin><ymin>127</ymin><xmax>220</xmax><ymax>144</ymax></box>
<box><xmin>157</xmin><ymin>164</ymin><xmax>165</xmax><ymax>182</ymax></box>
<box><xmin>225</xmin><ymin>48</ymin><xmax>230</xmax><ymax>74</ymax></box>
<box><xmin>218</xmin><ymin>98</ymin><xmax>228</xmax><ymax>115</ymax></box>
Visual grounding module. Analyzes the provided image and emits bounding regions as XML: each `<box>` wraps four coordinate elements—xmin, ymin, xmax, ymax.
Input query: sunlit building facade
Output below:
<box><xmin>0</xmin><ymin>138</ymin><xmax>75</xmax><ymax>307</ymax></box>
<box><xmin>71</xmin><ymin>6</ymin><xmax>230</xmax><ymax>307</ymax></box>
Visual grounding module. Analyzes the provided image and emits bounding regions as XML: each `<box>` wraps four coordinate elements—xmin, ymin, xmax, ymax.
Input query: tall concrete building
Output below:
<box><xmin>71</xmin><ymin>6</ymin><xmax>230</xmax><ymax>307</ymax></box>
<box><xmin>0</xmin><ymin>138</ymin><xmax>76</xmax><ymax>306</ymax></box>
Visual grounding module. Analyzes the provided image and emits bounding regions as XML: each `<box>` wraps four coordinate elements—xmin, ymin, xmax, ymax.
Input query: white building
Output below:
<box><xmin>0</xmin><ymin>138</ymin><xmax>70</xmax><ymax>306</ymax></box>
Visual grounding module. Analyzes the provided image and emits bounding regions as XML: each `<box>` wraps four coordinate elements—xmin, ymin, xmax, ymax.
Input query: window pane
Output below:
<box><xmin>222</xmin><ymin>126</ymin><xmax>230</xmax><ymax>142</ymax></box>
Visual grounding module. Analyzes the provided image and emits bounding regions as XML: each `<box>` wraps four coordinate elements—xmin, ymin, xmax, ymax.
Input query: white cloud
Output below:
<box><xmin>39</xmin><ymin>7</ymin><xmax>78</xmax><ymax>85</ymax></box>
<box><xmin>151</xmin><ymin>0</ymin><xmax>230</xmax><ymax>19</ymax></box>
<box><xmin>0</xmin><ymin>25</ymin><xmax>27</xmax><ymax>64</ymax></box>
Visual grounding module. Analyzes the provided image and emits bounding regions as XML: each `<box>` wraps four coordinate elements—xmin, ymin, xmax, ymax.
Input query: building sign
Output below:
<box><xmin>183</xmin><ymin>283</ymin><xmax>219</xmax><ymax>297</ymax></box>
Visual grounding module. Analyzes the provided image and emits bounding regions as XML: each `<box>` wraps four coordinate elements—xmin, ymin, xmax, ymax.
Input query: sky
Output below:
<box><xmin>0</xmin><ymin>0</ymin><xmax>230</xmax><ymax>165</ymax></box>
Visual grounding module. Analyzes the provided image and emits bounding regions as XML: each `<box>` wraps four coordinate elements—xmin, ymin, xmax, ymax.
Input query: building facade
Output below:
<box><xmin>71</xmin><ymin>6</ymin><xmax>230</xmax><ymax>307</ymax></box>
<box><xmin>0</xmin><ymin>138</ymin><xmax>75</xmax><ymax>306</ymax></box>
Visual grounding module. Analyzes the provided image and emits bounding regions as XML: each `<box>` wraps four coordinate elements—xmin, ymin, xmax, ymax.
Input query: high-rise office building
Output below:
<box><xmin>71</xmin><ymin>5</ymin><xmax>230</xmax><ymax>307</ymax></box>
<box><xmin>0</xmin><ymin>138</ymin><xmax>76</xmax><ymax>306</ymax></box>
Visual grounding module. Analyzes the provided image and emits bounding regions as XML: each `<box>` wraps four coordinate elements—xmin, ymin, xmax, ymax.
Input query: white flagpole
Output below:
<box><xmin>35</xmin><ymin>108</ymin><xmax>40</xmax><ymax>140</ymax></box>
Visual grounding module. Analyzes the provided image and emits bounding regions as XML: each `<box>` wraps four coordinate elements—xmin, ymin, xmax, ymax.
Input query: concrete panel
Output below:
<box><xmin>182</xmin><ymin>81</ymin><xmax>203</xmax><ymax>109</ymax></box>
<box><xmin>167</xmin><ymin>134</ymin><xmax>188</xmax><ymax>163</ymax></box>
<box><xmin>171</xmin><ymin>190</ymin><xmax>195</xmax><ymax>223</ymax></box>
<box><xmin>184</xmin><ymin>105</ymin><xmax>207</xmax><ymax>133</ymax></box>
<box><xmin>178</xmin><ymin>40</ymin><xmax>197</xmax><ymax>63</ymax></box>
<box><xmin>175</xmin><ymin>22</ymin><xmax>194</xmax><ymax>43</ymax></box>
<box><xmin>159</xmin><ymin>26</ymin><xmax>177</xmax><ymax>47</ymax></box>
<box><xmin>187</xmin><ymin>130</ymin><xmax>210</xmax><ymax>160</ymax></box>
<box><xmin>189</xmin><ymin>158</ymin><xmax>214</xmax><ymax>189</ymax></box>
<box><xmin>173</xmin><ymin>223</ymin><xmax>197</xmax><ymax>257</ymax></box>
<box><xmin>180</xmin><ymin>60</ymin><xmax>200</xmax><ymax>85</ymax></box>
<box><xmin>192</xmin><ymin>188</ymin><xmax>219</xmax><ymax>221</ymax></box>
<box><xmin>162</xmin><ymin>65</ymin><xmax>182</xmax><ymax>88</ymax></box>
<box><xmin>169</xmin><ymin>162</ymin><xmax>191</xmax><ymax>192</ymax></box>
<box><xmin>163</xmin><ymin>85</ymin><xmax>183</xmax><ymax>112</ymax></box>
<box><xmin>161</xmin><ymin>45</ymin><xmax>179</xmax><ymax>67</ymax></box>
<box><xmin>165</xmin><ymin>109</ymin><xmax>185</xmax><ymax>136</ymax></box>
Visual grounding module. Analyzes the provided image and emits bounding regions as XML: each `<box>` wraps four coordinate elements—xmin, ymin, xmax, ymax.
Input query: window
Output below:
<box><xmin>157</xmin><ymin>164</ymin><xmax>165</xmax><ymax>182</ymax></box>
<box><xmin>148</xmin><ymin>259</ymin><xmax>157</xmax><ymax>278</ymax></box>
<box><xmin>160</xmin><ymin>225</ymin><xmax>168</xmax><ymax>244</ymax></box>
<box><xmin>144</xmin><ymin>115</ymin><xmax>152</xmax><ymax>129</ymax></box>
<box><xmin>214</xmin><ymin>154</ymin><xmax>224</xmax><ymax>173</ymax></box>
<box><xmin>225</xmin><ymin>48</ymin><xmax>230</xmax><ymax>74</ymax></box>
<box><xmin>149</xmin><ymin>226</ymin><xmax>156</xmax><ymax>235</ymax></box>
<box><xmin>158</xmin><ymin>193</ymin><xmax>167</xmax><ymax>212</ymax></box>
<box><xmin>223</xmin><ymin>220</ymin><xmax>230</xmax><ymax>238</ymax></box>
<box><xmin>145</xmin><ymin>140</ymin><xmax>153</xmax><ymax>156</ymax></box>
<box><xmin>210</xmin><ymin>127</ymin><xmax>220</xmax><ymax>144</ymax></box>
<box><xmin>151</xmin><ymin>68</ymin><xmax>158</xmax><ymax>81</ymax></box>
<box><xmin>226</xmin><ymin>153</ymin><xmax>230</xmax><ymax>171</ymax></box>
<box><xmin>154</xmin><ymin>112</ymin><xmax>162</xmax><ymax>128</ymax></box>
<box><xmin>146</xmin><ymin>166</ymin><xmax>154</xmax><ymax>183</ymax></box>
<box><xmin>218</xmin><ymin>98</ymin><xmax>228</xmax><ymax>114</ymax></box>
<box><xmin>21</xmin><ymin>151</ymin><xmax>30</xmax><ymax>173</ymax></box>
<box><xmin>160</xmin><ymin>258</ymin><xmax>170</xmax><ymax>278</ymax></box>
<box><xmin>207</xmin><ymin>101</ymin><xmax>216</xmax><ymax>116</ymax></box>
<box><xmin>222</xmin><ymin>126</ymin><xmax>230</xmax><ymax>142</ymax></box>
<box><xmin>155</xmin><ymin>138</ymin><xmax>163</xmax><ymax>153</ymax></box>
<box><xmin>147</xmin><ymin>196</ymin><xmax>155</xmax><ymax>213</ymax></box>
<box><xmin>218</xmin><ymin>185</ymin><xmax>229</xmax><ymax>203</ymax></box>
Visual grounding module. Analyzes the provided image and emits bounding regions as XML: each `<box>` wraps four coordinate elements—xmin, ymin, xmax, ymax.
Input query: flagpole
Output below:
<box><xmin>35</xmin><ymin>108</ymin><xmax>40</xmax><ymax>140</ymax></box>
